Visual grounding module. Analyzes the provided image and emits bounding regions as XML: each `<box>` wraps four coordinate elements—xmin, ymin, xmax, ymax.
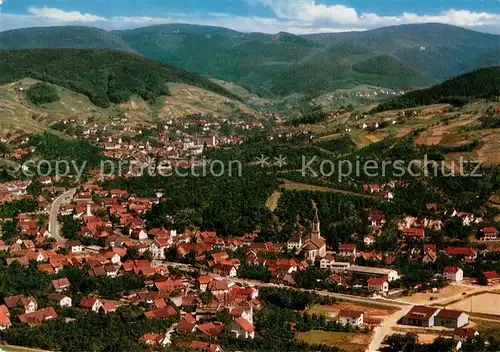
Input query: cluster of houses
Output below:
<box><xmin>0</xmin><ymin>262</ymin><xmax>261</xmax><ymax>349</ymax></box>
<box><xmin>0</xmin><ymin>180</ymin><xmax>32</xmax><ymax>204</ymax></box>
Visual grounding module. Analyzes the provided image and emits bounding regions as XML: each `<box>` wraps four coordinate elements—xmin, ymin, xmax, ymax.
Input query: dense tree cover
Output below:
<box><xmin>0</xmin><ymin>307</ymin><xmax>175</xmax><ymax>351</ymax></box>
<box><xmin>315</xmin><ymin>136</ymin><xmax>356</xmax><ymax>155</ymax></box>
<box><xmin>237</xmin><ymin>264</ymin><xmax>271</xmax><ymax>282</ymax></box>
<box><xmin>461</xmin><ymin>329</ymin><xmax>500</xmax><ymax>352</ymax></box>
<box><xmin>29</xmin><ymin>133</ymin><xmax>104</xmax><ymax>168</ymax></box>
<box><xmin>287</xmin><ymin>105</ymin><xmax>329</xmax><ymax>126</ymax></box>
<box><xmin>0</xmin><ymin>221</ymin><xmax>16</xmax><ymax>241</ymax></box>
<box><xmin>26</xmin><ymin>82</ymin><xmax>59</xmax><ymax>105</ymax></box>
<box><xmin>0</xmin><ymin>199</ymin><xmax>38</xmax><ymax>219</ymax></box>
<box><xmin>353</xmin><ymin>55</ymin><xmax>422</xmax><ymax>76</ymax></box>
<box><xmin>0</xmin><ymin>262</ymin><xmax>52</xmax><ymax>299</ymax></box>
<box><xmin>58</xmin><ymin>267</ymin><xmax>145</xmax><ymax>299</ymax></box>
<box><xmin>382</xmin><ymin>333</ymin><xmax>454</xmax><ymax>352</ymax></box>
<box><xmin>60</xmin><ymin>215</ymin><xmax>84</xmax><ymax>239</ymax></box>
<box><xmin>275</xmin><ymin>190</ymin><xmax>367</xmax><ymax>245</ymax></box>
<box><xmin>374</xmin><ymin>66</ymin><xmax>500</xmax><ymax>112</ymax></box>
<box><xmin>103</xmin><ymin>167</ymin><xmax>278</xmax><ymax>235</ymax></box>
<box><xmin>4</xmin><ymin>24</ymin><xmax>497</xmax><ymax>97</ymax></box>
<box><xmin>0</xmin><ymin>49</ymin><xmax>237</xmax><ymax>108</ymax></box>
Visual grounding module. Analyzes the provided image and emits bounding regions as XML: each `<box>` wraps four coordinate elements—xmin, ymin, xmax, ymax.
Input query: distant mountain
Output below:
<box><xmin>303</xmin><ymin>23</ymin><xmax>500</xmax><ymax>80</ymax></box>
<box><xmin>373</xmin><ymin>66</ymin><xmax>500</xmax><ymax>112</ymax></box>
<box><xmin>0</xmin><ymin>49</ymin><xmax>236</xmax><ymax>108</ymax></box>
<box><xmin>113</xmin><ymin>24</ymin><xmax>437</xmax><ymax>96</ymax></box>
<box><xmin>0</xmin><ymin>23</ymin><xmax>498</xmax><ymax>97</ymax></box>
<box><xmin>0</xmin><ymin>26</ymin><xmax>134</xmax><ymax>52</ymax></box>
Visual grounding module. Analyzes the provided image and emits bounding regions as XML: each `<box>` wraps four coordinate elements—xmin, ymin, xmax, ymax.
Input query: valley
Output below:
<box><xmin>0</xmin><ymin>18</ymin><xmax>498</xmax><ymax>352</ymax></box>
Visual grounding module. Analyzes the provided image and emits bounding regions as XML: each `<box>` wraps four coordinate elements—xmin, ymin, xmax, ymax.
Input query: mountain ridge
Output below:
<box><xmin>0</xmin><ymin>23</ymin><xmax>498</xmax><ymax>97</ymax></box>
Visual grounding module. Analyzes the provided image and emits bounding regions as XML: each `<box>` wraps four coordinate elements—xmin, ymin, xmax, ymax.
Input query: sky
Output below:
<box><xmin>0</xmin><ymin>0</ymin><xmax>498</xmax><ymax>34</ymax></box>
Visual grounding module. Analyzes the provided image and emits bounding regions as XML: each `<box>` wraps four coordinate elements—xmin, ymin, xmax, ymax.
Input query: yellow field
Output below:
<box><xmin>447</xmin><ymin>293</ymin><xmax>500</xmax><ymax>316</ymax></box>
<box><xmin>399</xmin><ymin>285</ymin><xmax>474</xmax><ymax>304</ymax></box>
<box><xmin>296</xmin><ymin>330</ymin><xmax>371</xmax><ymax>352</ymax></box>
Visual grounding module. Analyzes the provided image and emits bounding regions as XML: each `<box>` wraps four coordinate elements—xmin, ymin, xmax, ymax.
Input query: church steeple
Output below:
<box><xmin>312</xmin><ymin>208</ymin><xmax>320</xmax><ymax>239</ymax></box>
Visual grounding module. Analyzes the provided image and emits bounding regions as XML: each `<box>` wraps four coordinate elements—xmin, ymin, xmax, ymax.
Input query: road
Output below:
<box><xmin>368</xmin><ymin>305</ymin><xmax>412</xmax><ymax>352</ymax></box>
<box><xmin>48</xmin><ymin>188</ymin><xmax>77</xmax><ymax>241</ymax></box>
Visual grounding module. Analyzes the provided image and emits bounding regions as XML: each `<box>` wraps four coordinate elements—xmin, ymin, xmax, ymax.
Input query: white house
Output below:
<box><xmin>48</xmin><ymin>294</ymin><xmax>72</xmax><ymax>308</ymax></box>
<box><xmin>149</xmin><ymin>238</ymin><xmax>170</xmax><ymax>260</ymax></box>
<box><xmin>443</xmin><ymin>267</ymin><xmax>463</xmax><ymax>283</ymax></box>
<box><xmin>338</xmin><ymin>310</ymin><xmax>364</xmax><ymax>328</ymax></box>
<box><xmin>320</xmin><ymin>254</ymin><xmax>336</xmax><ymax>270</ymax></box>
<box><xmin>80</xmin><ymin>297</ymin><xmax>102</xmax><ymax>312</ymax></box>
<box><xmin>453</xmin><ymin>327</ymin><xmax>478</xmax><ymax>342</ymax></box>
<box><xmin>367</xmin><ymin>277</ymin><xmax>389</xmax><ymax>294</ymax></box>
<box><xmin>231</xmin><ymin>317</ymin><xmax>255</xmax><ymax>339</ymax></box>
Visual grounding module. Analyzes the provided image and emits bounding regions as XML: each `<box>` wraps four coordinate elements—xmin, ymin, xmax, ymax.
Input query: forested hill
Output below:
<box><xmin>0</xmin><ymin>26</ymin><xmax>134</xmax><ymax>52</ymax></box>
<box><xmin>0</xmin><ymin>49</ymin><xmax>237</xmax><ymax>108</ymax></box>
<box><xmin>373</xmin><ymin>66</ymin><xmax>500</xmax><ymax>112</ymax></box>
<box><xmin>0</xmin><ymin>24</ymin><xmax>498</xmax><ymax>97</ymax></box>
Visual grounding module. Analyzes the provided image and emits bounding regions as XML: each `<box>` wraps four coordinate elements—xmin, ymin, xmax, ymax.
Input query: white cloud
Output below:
<box><xmin>258</xmin><ymin>0</ymin><xmax>500</xmax><ymax>30</ymax></box>
<box><xmin>0</xmin><ymin>4</ymin><xmax>498</xmax><ymax>34</ymax></box>
<box><xmin>27</xmin><ymin>6</ymin><xmax>106</xmax><ymax>23</ymax></box>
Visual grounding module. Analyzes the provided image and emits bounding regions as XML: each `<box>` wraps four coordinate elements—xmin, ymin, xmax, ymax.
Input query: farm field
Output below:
<box><xmin>307</xmin><ymin>302</ymin><xmax>396</xmax><ymax>321</ymax></box>
<box><xmin>296</xmin><ymin>330</ymin><xmax>372</xmax><ymax>352</ymax></box>
<box><xmin>447</xmin><ymin>293</ymin><xmax>500</xmax><ymax>316</ymax></box>
<box><xmin>398</xmin><ymin>284</ymin><xmax>474</xmax><ymax>304</ymax></box>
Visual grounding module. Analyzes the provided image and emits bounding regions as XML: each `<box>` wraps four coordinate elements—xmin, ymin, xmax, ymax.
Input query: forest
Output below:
<box><xmin>374</xmin><ymin>66</ymin><xmax>500</xmax><ymax>112</ymax></box>
<box><xmin>0</xmin><ymin>49</ymin><xmax>236</xmax><ymax>108</ymax></box>
<box><xmin>26</xmin><ymin>82</ymin><xmax>59</xmax><ymax>105</ymax></box>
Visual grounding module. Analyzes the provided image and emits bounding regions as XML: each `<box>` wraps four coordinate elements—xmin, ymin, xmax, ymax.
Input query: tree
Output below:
<box><xmin>143</xmin><ymin>250</ymin><xmax>153</xmax><ymax>261</ymax></box>
<box><xmin>125</xmin><ymin>247</ymin><xmax>139</xmax><ymax>261</ymax></box>
<box><xmin>26</xmin><ymin>83</ymin><xmax>59</xmax><ymax>105</ymax></box>
<box><xmin>382</xmin><ymin>333</ymin><xmax>419</xmax><ymax>352</ymax></box>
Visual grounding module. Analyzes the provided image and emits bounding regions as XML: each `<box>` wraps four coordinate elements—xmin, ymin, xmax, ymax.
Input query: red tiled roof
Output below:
<box><xmin>367</xmin><ymin>277</ymin><xmax>387</xmax><ymax>285</ymax></box>
<box><xmin>18</xmin><ymin>307</ymin><xmax>57</xmax><ymax>325</ymax></box>
<box><xmin>339</xmin><ymin>243</ymin><xmax>356</xmax><ymax>251</ymax></box>
<box><xmin>51</xmin><ymin>278</ymin><xmax>70</xmax><ymax>291</ymax></box>
<box><xmin>339</xmin><ymin>310</ymin><xmax>363</xmax><ymax>318</ymax></box>
<box><xmin>436</xmin><ymin>309</ymin><xmax>464</xmax><ymax>319</ymax></box>
<box><xmin>444</xmin><ymin>266</ymin><xmax>461</xmax><ymax>274</ymax></box>
<box><xmin>198</xmin><ymin>321</ymin><xmax>225</xmax><ymax>336</ymax></box>
<box><xmin>484</xmin><ymin>271</ymin><xmax>499</xmax><ymax>280</ymax></box>
<box><xmin>483</xmin><ymin>227</ymin><xmax>498</xmax><ymax>234</ymax></box>
<box><xmin>235</xmin><ymin>317</ymin><xmax>254</xmax><ymax>332</ymax></box>
<box><xmin>445</xmin><ymin>247</ymin><xmax>476</xmax><ymax>256</ymax></box>
<box><xmin>405</xmin><ymin>306</ymin><xmax>439</xmax><ymax>320</ymax></box>
<box><xmin>454</xmin><ymin>327</ymin><xmax>477</xmax><ymax>338</ymax></box>
<box><xmin>79</xmin><ymin>297</ymin><xmax>99</xmax><ymax>309</ymax></box>
<box><xmin>403</xmin><ymin>228</ymin><xmax>425</xmax><ymax>237</ymax></box>
<box><xmin>144</xmin><ymin>306</ymin><xmax>177</xmax><ymax>319</ymax></box>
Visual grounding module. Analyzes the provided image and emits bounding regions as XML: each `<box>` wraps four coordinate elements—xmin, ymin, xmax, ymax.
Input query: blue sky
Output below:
<box><xmin>0</xmin><ymin>0</ymin><xmax>499</xmax><ymax>33</ymax></box>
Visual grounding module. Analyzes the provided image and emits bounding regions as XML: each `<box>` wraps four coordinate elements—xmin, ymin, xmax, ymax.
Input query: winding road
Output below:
<box><xmin>48</xmin><ymin>188</ymin><xmax>77</xmax><ymax>241</ymax></box>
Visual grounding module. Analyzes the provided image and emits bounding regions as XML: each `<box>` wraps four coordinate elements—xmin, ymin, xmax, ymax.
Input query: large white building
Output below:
<box><xmin>347</xmin><ymin>265</ymin><xmax>399</xmax><ymax>282</ymax></box>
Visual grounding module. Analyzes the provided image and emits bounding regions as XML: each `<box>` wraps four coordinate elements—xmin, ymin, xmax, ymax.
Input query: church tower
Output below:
<box><xmin>312</xmin><ymin>208</ymin><xmax>320</xmax><ymax>239</ymax></box>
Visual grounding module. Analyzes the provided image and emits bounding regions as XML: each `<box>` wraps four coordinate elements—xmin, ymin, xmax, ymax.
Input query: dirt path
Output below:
<box><xmin>265</xmin><ymin>190</ymin><xmax>281</xmax><ymax>211</ymax></box>
<box><xmin>279</xmin><ymin>180</ymin><xmax>379</xmax><ymax>199</ymax></box>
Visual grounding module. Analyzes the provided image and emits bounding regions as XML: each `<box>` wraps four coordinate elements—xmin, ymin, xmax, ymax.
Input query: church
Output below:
<box><xmin>287</xmin><ymin>209</ymin><xmax>327</xmax><ymax>261</ymax></box>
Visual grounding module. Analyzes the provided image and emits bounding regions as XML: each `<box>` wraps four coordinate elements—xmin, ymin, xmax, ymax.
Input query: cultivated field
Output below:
<box><xmin>399</xmin><ymin>284</ymin><xmax>474</xmax><ymax>304</ymax></box>
<box><xmin>447</xmin><ymin>293</ymin><xmax>500</xmax><ymax>316</ymax></box>
<box><xmin>308</xmin><ymin>302</ymin><xmax>396</xmax><ymax>321</ymax></box>
<box><xmin>296</xmin><ymin>330</ymin><xmax>372</xmax><ymax>352</ymax></box>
